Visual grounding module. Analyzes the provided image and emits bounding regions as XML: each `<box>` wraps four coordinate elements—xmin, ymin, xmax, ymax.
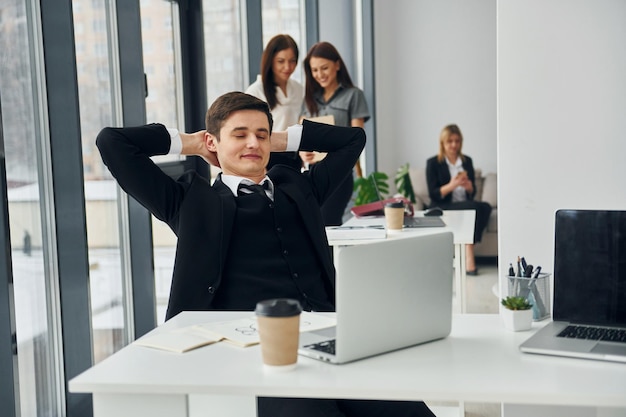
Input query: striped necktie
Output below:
<box><xmin>237</xmin><ymin>181</ymin><xmax>269</xmax><ymax>197</ymax></box>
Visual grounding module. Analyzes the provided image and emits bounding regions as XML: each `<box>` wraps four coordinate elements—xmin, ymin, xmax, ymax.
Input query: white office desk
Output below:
<box><xmin>328</xmin><ymin>210</ymin><xmax>475</xmax><ymax>312</ymax></box>
<box><xmin>70</xmin><ymin>312</ymin><xmax>626</xmax><ymax>417</ymax></box>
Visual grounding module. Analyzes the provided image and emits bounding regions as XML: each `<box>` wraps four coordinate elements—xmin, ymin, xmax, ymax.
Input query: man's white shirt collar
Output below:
<box><xmin>221</xmin><ymin>174</ymin><xmax>274</xmax><ymax>199</ymax></box>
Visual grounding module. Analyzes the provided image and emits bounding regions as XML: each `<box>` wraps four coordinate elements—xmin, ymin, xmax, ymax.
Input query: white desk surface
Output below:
<box><xmin>70</xmin><ymin>311</ymin><xmax>626</xmax><ymax>408</ymax></box>
<box><xmin>327</xmin><ymin>210</ymin><xmax>475</xmax><ymax>247</ymax></box>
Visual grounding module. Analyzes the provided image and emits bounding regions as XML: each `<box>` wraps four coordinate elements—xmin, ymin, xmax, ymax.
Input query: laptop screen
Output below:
<box><xmin>553</xmin><ymin>210</ymin><xmax>626</xmax><ymax>325</ymax></box>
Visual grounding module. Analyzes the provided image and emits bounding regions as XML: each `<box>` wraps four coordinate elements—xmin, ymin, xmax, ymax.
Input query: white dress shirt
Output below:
<box><xmin>446</xmin><ymin>157</ymin><xmax>467</xmax><ymax>203</ymax></box>
<box><xmin>166</xmin><ymin>124</ymin><xmax>303</xmax><ymax>199</ymax></box>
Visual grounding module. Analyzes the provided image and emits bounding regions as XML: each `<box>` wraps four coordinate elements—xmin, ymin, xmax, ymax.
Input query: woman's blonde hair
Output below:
<box><xmin>437</xmin><ymin>124</ymin><xmax>465</xmax><ymax>163</ymax></box>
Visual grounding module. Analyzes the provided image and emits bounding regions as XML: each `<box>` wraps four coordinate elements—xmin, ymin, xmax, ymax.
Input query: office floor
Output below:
<box><xmin>430</xmin><ymin>257</ymin><xmax>501</xmax><ymax>417</ymax></box>
<box><xmin>463</xmin><ymin>257</ymin><xmax>499</xmax><ymax>315</ymax></box>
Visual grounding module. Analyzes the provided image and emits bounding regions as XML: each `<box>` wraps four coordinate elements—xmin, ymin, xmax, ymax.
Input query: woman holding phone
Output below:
<box><xmin>426</xmin><ymin>124</ymin><xmax>492</xmax><ymax>275</ymax></box>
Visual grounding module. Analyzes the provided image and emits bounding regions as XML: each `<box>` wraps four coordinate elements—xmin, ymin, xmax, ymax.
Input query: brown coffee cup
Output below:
<box><xmin>255</xmin><ymin>298</ymin><xmax>302</xmax><ymax>371</ymax></box>
<box><xmin>384</xmin><ymin>201</ymin><xmax>405</xmax><ymax>232</ymax></box>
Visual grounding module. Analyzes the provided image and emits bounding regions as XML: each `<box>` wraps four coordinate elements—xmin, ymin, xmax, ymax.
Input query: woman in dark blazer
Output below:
<box><xmin>426</xmin><ymin>124</ymin><xmax>492</xmax><ymax>275</ymax></box>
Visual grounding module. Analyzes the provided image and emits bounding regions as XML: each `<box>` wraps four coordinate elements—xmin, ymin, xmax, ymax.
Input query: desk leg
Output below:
<box><xmin>454</xmin><ymin>244</ymin><xmax>467</xmax><ymax>313</ymax></box>
<box><xmin>94</xmin><ymin>393</ymin><xmax>187</xmax><ymax>417</ymax></box>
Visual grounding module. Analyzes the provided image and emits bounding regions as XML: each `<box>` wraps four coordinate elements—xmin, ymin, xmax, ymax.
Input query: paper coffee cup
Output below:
<box><xmin>384</xmin><ymin>201</ymin><xmax>405</xmax><ymax>231</ymax></box>
<box><xmin>255</xmin><ymin>299</ymin><xmax>302</xmax><ymax>371</ymax></box>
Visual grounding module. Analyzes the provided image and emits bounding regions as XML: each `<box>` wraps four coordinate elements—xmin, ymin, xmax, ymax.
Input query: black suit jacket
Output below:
<box><xmin>425</xmin><ymin>155</ymin><xmax>477</xmax><ymax>206</ymax></box>
<box><xmin>96</xmin><ymin>120</ymin><xmax>366</xmax><ymax>319</ymax></box>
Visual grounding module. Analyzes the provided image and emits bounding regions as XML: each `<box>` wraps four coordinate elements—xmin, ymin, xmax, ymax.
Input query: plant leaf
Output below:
<box><xmin>353</xmin><ymin>172</ymin><xmax>390</xmax><ymax>206</ymax></box>
<box><xmin>501</xmin><ymin>296</ymin><xmax>532</xmax><ymax>310</ymax></box>
<box><xmin>394</xmin><ymin>163</ymin><xmax>416</xmax><ymax>203</ymax></box>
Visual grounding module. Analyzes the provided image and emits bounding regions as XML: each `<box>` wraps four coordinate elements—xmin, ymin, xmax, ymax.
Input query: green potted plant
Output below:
<box><xmin>353</xmin><ymin>171</ymin><xmax>390</xmax><ymax>206</ymax></box>
<box><xmin>353</xmin><ymin>163</ymin><xmax>416</xmax><ymax>206</ymax></box>
<box><xmin>394</xmin><ymin>163</ymin><xmax>416</xmax><ymax>204</ymax></box>
<box><xmin>501</xmin><ymin>296</ymin><xmax>533</xmax><ymax>331</ymax></box>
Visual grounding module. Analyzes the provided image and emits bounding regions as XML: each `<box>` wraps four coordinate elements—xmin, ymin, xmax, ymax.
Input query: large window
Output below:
<box><xmin>74</xmin><ymin>0</ymin><xmax>130</xmax><ymax>364</ymax></box>
<box><xmin>203</xmin><ymin>0</ymin><xmax>244</xmax><ymax>103</ymax></box>
<box><xmin>140</xmin><ymin>0</ymin><xmax>181</xmax><ymax>323</ymax></box>
<box><xmin>0</xmin><ymin>2</ymin><xmax>321</xmax><ymax>415</ymax></box>
<box><xmin>1</xmin><ymin>0</ymin><xmax>63</xmax><ymax>415</ymax></box>
<box><xmin>143</xmin><ymin>1</ymin><xmax>181</xmax><ymax>127</ymax></box>
<box><xmin>261</xmin><ymin>0</ymin><xmax>306</xmax><ymax>84</ymax></box>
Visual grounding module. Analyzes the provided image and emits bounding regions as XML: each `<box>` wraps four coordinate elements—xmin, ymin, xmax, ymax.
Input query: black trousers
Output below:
<box><xmin>321</xmin><ymin>174</ymin><xmax>353</xmax><ymax>226</ymax></box>
<box><xmin>258</xmin><ymin>397</ymin><xmax>436</xmax><ymax>417</ymax></box>
<box><xmin>436</xmin><ymin>200</ymin><xmax>492</xmax><ymax>243</ymax></box>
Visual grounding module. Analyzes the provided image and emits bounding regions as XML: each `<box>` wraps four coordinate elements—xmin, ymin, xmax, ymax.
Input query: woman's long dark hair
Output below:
<box><xmin>260</xmin><ymin>34</ymin><xmax>299</xmax><ymax>110</ymax></box>
<box><xmin>303</xmin><ymin>42</ymin><xmax>354</xmax><ymax>115</ymax></box>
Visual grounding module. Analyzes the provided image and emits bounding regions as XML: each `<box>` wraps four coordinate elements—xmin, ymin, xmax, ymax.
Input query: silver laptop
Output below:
<box><xmin>299</xmin><ymin>231</ymin><xmax>454</xmax><ymax>364</ymax></box>
<box><xmin>520</xmin><ymin>209</ymin><xmax>626</xmax><ymax>363</ymax></box>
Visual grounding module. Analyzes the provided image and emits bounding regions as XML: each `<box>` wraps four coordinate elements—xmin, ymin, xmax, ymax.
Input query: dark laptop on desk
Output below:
<box><xmin>299</xmin><ymin>231</ymin><xmax>454</xmax><ymax>364</ymax></box>
<box><xmin>404</xmin><ymin>216</ymin><xmax>445</xmax><ymax>228</ymax></box>
<box><xmin>519</xmin><ymin>209</ymin><xmax>626</xmax><ymax>363</ymax></box>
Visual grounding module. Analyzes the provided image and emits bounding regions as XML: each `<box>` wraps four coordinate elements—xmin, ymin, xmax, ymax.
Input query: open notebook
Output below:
<box><xmin>134</xmin><ymin>312</ymin><xmax>335</xmax><ymax>353</ymax></box>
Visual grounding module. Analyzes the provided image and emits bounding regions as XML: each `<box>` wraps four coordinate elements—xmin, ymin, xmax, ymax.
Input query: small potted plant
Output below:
<box><xmin>501</xmin><ymin>296</ymin><xmax>533</xmax><ymax>331</ymax></box>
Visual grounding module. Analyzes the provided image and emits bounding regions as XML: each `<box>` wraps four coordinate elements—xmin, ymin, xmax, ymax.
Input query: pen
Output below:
<box><xmin>508</xmin><ymin>263</ymin><xmax>517</xmax><ymax>294</ymax></box>
<box><xmin>518</xmin><ymin>267</ymin><xmax>532</xmax><ymax>299</ymax></box>
<box><xmin>517</xmin><ymin>256</ymin><xmax>522</xmax><ymax>277</ymax></box>
<box><xmin>524</xmin><ymin>264</ymin><xmax>533</xmax><ymax>278</ymax></box>
<box><xmin>521</xmin><ymin>256</ymin><xmax>528</xmax><ymax>272</ymax></box>
<box><xmin>533</xmin><ymin>266</ymin><xmax>542</xmax><ymax>279</ymax></box>
<box><xmin>527</xmin><ymin>264</ymin><xmax>542</xmax><ymax>293</ymax></box>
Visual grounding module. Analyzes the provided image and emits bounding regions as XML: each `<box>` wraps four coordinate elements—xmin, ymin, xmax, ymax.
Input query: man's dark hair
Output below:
<box><xmin>205</xmin><ymin>91</ymin><xmax>274</xmax><ymax>139</ymax></box>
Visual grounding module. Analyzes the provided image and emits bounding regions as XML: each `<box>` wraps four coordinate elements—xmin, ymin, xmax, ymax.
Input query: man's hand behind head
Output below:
<box><xmin>180</xmin><ymin>130</ymin><xmax>220</xmax><ymax>168</ymax></box>
<box><xmin>203</xmin><ymin>132</ymin><xmax>220</xmax><ymax>167</ymax></box>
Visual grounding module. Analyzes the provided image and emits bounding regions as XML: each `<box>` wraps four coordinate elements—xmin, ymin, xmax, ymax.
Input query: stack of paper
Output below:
<box><xmin>325</xmin><ymin>225</ymin><xmax>386</xmax><ymax>240</ymax></box>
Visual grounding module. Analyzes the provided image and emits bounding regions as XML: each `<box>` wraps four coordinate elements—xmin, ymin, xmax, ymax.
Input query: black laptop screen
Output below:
<box><xmin>553</xmin><ymin>209</ymin><xmax>626</xmax><ymax>326</ymax></box>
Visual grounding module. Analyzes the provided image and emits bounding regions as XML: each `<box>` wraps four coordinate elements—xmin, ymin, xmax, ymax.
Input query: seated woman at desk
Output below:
<box><xmin>426</xmin><ymin>124</ymin><xmax>492</xmax><ymax>276</ymax></box>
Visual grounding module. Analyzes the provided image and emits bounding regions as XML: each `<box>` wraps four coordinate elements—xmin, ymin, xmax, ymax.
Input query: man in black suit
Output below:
<box><xmin>96</xmin><ymin>91</ymin><xmax>434</xmax><ymax>417</ymax></box>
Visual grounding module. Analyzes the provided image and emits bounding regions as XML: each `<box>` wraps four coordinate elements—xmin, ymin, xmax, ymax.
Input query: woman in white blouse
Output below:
<box><xmin>246</xmin><ymin>34</ymin><xmax>304</xmax><ymax>170</ymax></box>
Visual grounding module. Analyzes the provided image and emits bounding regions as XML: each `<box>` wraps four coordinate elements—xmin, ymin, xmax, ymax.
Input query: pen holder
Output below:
<box><xmin>506</xmin><ymin>273</ymin><xmax>551</xmax><ymax>321</ymax></box>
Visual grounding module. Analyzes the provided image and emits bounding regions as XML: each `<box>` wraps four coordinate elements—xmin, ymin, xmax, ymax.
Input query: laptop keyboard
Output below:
<box><xmin>304</xmin><ymin>339</ymin><xmax>336</xmax><ymax>354</ymax></box>
<box><xmin>403</xmin><ymin>217</ymin><xmax>445</xmax><ymax>228</ymax></box>
<box><xmin>557</xmin><ymin>325</ymin><xmax>626</xmax><ymax>343</ymax></box>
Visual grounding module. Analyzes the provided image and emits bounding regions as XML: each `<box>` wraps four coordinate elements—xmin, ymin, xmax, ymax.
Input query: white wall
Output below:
<box><xmin>373</xmin><ymin>0</ymin><xmax>497</xmax><ymax>177</ymax></box>
<box><xmin>374</xmin><ymin>0</ymin><xmax>626</xmax><ymax>297</ymax></box>
<box><xmin>497</xmin><ymin>0</ymin><xmax>626</xmax><ymax>293</ymax></box>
